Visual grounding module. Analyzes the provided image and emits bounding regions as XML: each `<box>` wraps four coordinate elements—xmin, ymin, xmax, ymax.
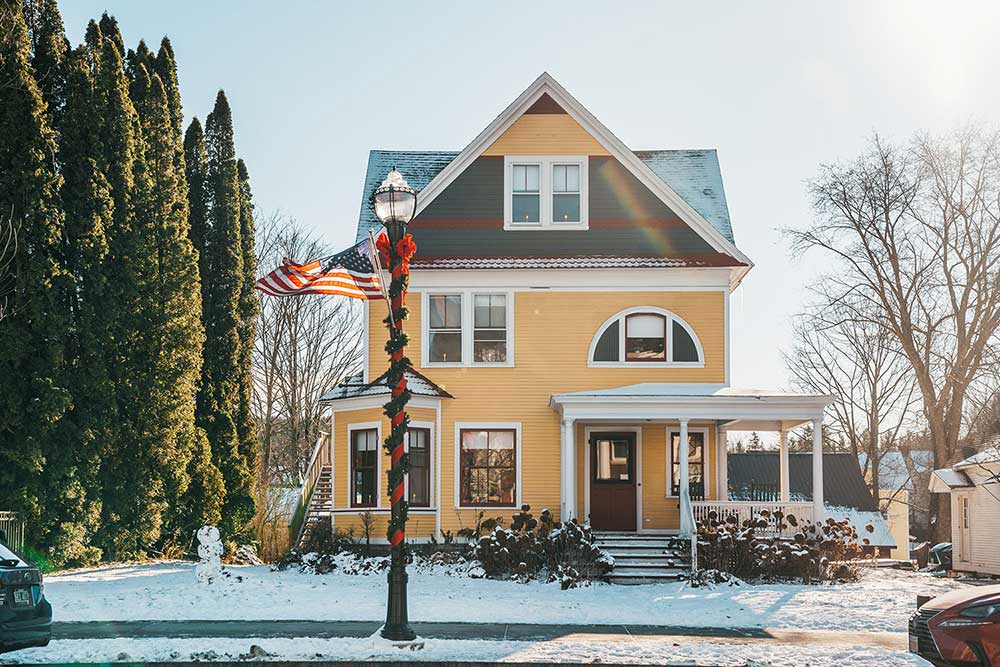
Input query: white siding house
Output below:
<box><xmin>930</xmin><ymin>448</ymin><xmax>1000</xmax><ymax>576</ymax></box>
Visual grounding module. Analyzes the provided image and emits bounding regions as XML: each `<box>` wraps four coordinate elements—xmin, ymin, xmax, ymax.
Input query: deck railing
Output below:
<box><xmin>0</xmin><ymin>511</ymin><xmax>25</xmax><ymax>552</ymax></box>
<box><xmin>691</xmin><ymin>501</ymin><xmax>814</xmax><ymax>536</ymax></box>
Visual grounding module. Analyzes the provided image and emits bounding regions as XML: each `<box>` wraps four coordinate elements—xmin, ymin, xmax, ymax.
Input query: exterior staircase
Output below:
<box><xmin>296</xmin><ymin>465</ymin><xmax>333</xmax><ymax>549</ymax></box>
<box><xmin>594</xmin><ymin>532</ymin><xmax>693</xmax><ymax>584</ymax></box>
<box><xmin>291</xmin><ymin>434</ymin><xmax>332</xmax><ymax>551</ymax></box>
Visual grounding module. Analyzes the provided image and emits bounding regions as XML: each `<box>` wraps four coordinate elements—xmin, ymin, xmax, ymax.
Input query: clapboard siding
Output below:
<box><xmin>482</xmin><ymin>113</ymin><xmax>609</xmax><ymax>156</ymax></box>
<box><xmin>359</xmin><ymin>290</ymin><xmax>724</xmax><ymax>531</ymax></box>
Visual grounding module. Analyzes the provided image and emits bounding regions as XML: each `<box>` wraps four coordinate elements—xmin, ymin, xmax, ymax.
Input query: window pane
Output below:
<box><xmin>593</xmin><ymin>320</ymin><xmax>620</xmax><ymax>362</ymax></box>
<box><xmin>626</xmin><ymin>337</ymin><xmax>665</xmax><ymax>361</ymax></box>
<box><xmin>490</xmin><ymin>430</ymin><xmax>514</xmax><ymax>450</ymax></box>
<box><xmin>512</xmin><ymin>164</ymin><xmax>539</xmax><ymax>193</ymax></box>
<box><xmin>512</xmin><ymin>194</ymin><xmax>540</xmax><ymax>223</ymax></box>
<box><xmin>429</xmin><ymin>331</ymin><xmax>462</xmax><ymax>363</ymax></box>
<box><xmin>474</xmin><ymin>339</ymin><xmax>507</xmax><ymax>363</ymax></box>
<box><xmin>513</xmin><ymin>165</ymin><xmax>525</xmax><ymax>191</ymax></box>
<box><xmin>553</xmin><ymin>164</ymin><xmax>579</xmax><ymax>192</ymax></box>
<box><xmin>552</xmin><ymin>193</ymin><xmax>580</xmax><ymax>222</ymax></box>
<box><xmin>672</xmin><ymin>320</ymin><xmax>699</xmax><ymax>362</ymax></box>
<box><xmin>525</xmin><ymin>164</ymin><xmax>539</xmax><ymax>191</ymax></box>
<box><xmin>473</xmin><ymin>294</ymin><xmax>505</xmax><ymax>328</ymax></box>
<box><xmin>628</xmin><ymin>314</ymin><xmax>665</xmax><ymax>337</ymax></box>
<box><xmin>626</xmin><ymin>314</ymin><xmax>666</xmax><ymax>361</ymax></box>
<box><xmin>462</xmin><ymin>430</ymin><xmax>489</xmax><ymax>451</ymax></box>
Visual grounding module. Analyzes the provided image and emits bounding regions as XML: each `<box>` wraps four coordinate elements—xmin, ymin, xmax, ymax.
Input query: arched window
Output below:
<box><xmin>589</xmin><ymin>308</ymin><xmax>703</xmax><ymax>366</ymax></box>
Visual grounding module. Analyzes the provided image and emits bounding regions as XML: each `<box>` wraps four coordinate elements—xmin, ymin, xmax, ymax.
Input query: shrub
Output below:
<box><xmin>695</xmin><ymin>510</ymin><xmax>866</xmax><ymax>584</ymax></box>
<box><xmin>474</xmin><ymin>505</ymin><xmax>614</xmax><ymax>588</ymax></box>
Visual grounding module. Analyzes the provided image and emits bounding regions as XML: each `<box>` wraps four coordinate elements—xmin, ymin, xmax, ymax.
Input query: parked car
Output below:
<box><xmin>910</xmin><ymin>584</ymin><xmax>1000</xmax><ymax>667</ymax></box>
<box><xmin>0</xmin><ymin>532</ymin><xmax>51</xmax><ymax>654</ymax></box>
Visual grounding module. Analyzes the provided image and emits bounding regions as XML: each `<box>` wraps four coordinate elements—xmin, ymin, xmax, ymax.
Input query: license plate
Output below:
<box><xmin>12</xmin><ymin>587</ymin><xmax>31</xmax><ymax>607</ymax></box>
<box><xmin>909</xmin><ymin>634</ymin><xmax>919</xmax><ymax>653</ymax></box>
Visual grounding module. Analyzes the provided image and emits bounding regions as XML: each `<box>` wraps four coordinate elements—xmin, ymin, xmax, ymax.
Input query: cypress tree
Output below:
<box><xmin>154</xmin><ymin>38</ymin><xmax>184</xmax><ymax>155</ymax></box>
<box><xmin>25</xmin><ymin>0</ymin><xmax>69</xmax><ymax>130</ymax></box>
<box><xmin>0</xmin><ymin>0</ymin><xmax>71</xmax><ymax>530</ymax></box>
<box><xmin>193</xmin><ymin>91</ymin><xmax>256</xmax><ymax>541</ymax></box>
<box><xmin>235</xmin><ymin>159</ymin><xmax>259</xmax><ymax>493</ymax></box>
<box><xmin>97</xmin><ymin>12</ymin><xmax>124</xmax><ymax>58</ymax></box>
<box><xmin>44</xmin><ymin>45</ymin><xmax>112</xmax><ymax>566</ymax></box>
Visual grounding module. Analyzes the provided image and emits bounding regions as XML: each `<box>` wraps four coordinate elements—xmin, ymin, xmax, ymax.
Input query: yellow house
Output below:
<box><xmin>305</xmin><ymin>74</ymin><xmax>831</xmax><ymax>558</ymax></box>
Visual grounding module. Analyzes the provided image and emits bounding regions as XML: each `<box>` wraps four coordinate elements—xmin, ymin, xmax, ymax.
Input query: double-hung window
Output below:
<box><xmin>473</xmin><ymin>294</ymin><xmax>507</xmax><ymax>363</ymax></box>
<box><xmin>406</xmin><ymin>428</ymin><xmax>431</xmax><ymax>508</ymax></box>
<box><xmin>424</xmin><ymin>291</ymin><xmax>513</xmax><ymax>366</ymax></box>
<box><xmin>428</xmin><ymin>294</ymin><xmax>462</xmax><ymax>364</ymax></box>
<box><xmin>351</xmin><ymin>428</ymin><xmax>379</xmax><ymax>507</ymax></box>
<box><xmin>504</xmin><ymin>156</ymin><xmax>588</xmax><ymax>229</ymax></box>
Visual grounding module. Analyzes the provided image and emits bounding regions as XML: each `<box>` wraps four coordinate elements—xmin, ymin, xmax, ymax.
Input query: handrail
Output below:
<box><xmin>291</xmin><ymin>434</ymin><xmax>331</xmax><ymax>549</ymax></box>
<box><xmin>680</xmin><ymin>487</ymin><xmax>697</xmax><ymax>573</ymax></box>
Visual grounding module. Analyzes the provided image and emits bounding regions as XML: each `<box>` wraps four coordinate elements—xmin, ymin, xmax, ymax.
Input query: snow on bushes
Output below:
<box><xmin>474</xmin><ymin>505</ymin><xmax>614</xmax><ymax>588</ymax></box>
<box><xmin>695</xmin><ymin>509</ymin><xmax>867</xmax><ymax>585</ymax></box>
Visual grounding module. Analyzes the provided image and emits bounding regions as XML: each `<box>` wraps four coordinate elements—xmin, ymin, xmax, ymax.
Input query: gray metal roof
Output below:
<box><xmin>319</xmin><ymin>369</ymin><xmax>452</xmax><ymax>403</ymax></box>
<box><xmin>356</xmin><ymin>149</ymin><xmax>735</xmax><ymax>246</ymax></box>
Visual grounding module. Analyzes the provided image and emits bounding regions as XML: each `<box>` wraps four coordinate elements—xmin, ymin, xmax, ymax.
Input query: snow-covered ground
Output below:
<box><xmin>6</xmin><ymin>635</ymin><xmax>930</xmax><ymax>666</ymax></box>
<box><xmin>45</xmin><ymin>560</ymin><xmax>969</xmax><ymax>633</ymax></box>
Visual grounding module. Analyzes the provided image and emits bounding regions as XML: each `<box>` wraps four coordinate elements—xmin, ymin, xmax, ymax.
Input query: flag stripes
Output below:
<box><xmin>255</xmin><ymin>233</ymin><xmax>386</xmax><ymax>300</ymax></box>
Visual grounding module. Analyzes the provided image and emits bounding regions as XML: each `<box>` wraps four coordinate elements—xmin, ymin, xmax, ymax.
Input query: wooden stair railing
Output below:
<box><xmin>291</xmin><ymin>434</ymin><xmax>332</xmax><ymax>550</ymax></box>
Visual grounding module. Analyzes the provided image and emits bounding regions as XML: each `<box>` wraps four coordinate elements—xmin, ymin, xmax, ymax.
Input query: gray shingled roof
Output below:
<box><xmin>728</xmin><ymin>452</ymin><xmax>878</xmax><ymax>511</ymax></box>
<box><xmin>319</xmin><ymin>369</ymin><xmax>452</xmax><ymax>402</ymax></box>
<box><xmin>356</xmin><ymin>149</ymin><xmax>735</xmax><ymax>246</ymax></box>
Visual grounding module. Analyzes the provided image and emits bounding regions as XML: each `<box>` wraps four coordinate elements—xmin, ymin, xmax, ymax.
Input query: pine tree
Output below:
<box><xmin>235</xmin><ymin>159</ymin><xmax>259</xmax><ymax>493</ymax></box>
<box><xmin>0</xmin><ymin>0</ymin><xmax>71</xmax><ymax>531</ymax></box>
<box><xmin>192</xmin><ymin>91</ymin><xmax>257</xmax><ymax>541</ymax></box>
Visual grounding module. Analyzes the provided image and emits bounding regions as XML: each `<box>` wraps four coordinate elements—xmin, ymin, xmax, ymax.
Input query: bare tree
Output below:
<box><xmin>785</xmin><ymin>293</ymin><xmax>918</xmax><ymax>498</ymax></box>
<box><xmin>790</xmin><ymin>129</ymin><xmax>1000</xmax><ymax>540</ymax></box>
<box><xmin>253</xmin><ymin>213</ymin><xmax>363</xmax><ymax>487</ymax></box>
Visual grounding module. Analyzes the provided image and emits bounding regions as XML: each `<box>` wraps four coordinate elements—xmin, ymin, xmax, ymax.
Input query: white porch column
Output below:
<box><xmin>812</xmin><ymin>417</ymin><xmax>824</xmax><ymax>521</ymax></box>
<box><xmin>779</xmin><ymin>429</ymin><xmax>790</xmax><ymax>502</ymax></box>
<box><xmin>717</xmin><ymin>424</ymin><xmax>729</xmax><ymax>501</ymax></box>
<box><xmin>560</xmin><ymin>418</ymin><xmax>576</xmax><ymax>521</ymax></box>
<box><xmin>679</xmin><ymin>419</ymin><xmax>692</xmax><ymax>535</ymax></box>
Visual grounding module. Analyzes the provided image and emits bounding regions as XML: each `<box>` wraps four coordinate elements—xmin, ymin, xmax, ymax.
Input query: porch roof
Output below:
<box><xmin>318</xmin><ymin>368</ymin><xmax>453</xmax><ymax>403</ymax></box>
<box><xmin>550</xmin><ymin>383</ymin><xmax>831</xmax><ymax>428</ymax></box>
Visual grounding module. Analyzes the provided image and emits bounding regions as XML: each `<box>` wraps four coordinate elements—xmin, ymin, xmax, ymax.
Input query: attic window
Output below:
<box><xmin>504</xmin><ymin>156</ymin><xmax>588</xmax><ymax>230</ymax></box>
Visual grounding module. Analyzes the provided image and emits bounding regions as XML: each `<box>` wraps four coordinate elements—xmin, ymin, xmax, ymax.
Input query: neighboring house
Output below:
<box><xmin>859</xmin><ymin>449</ymin><xmax>934</xmax><ymax>543</ymax></box>
<box><xmin>304</xmin><ymin>73</ymin><xmax>832</xmax><ymax>549</ymax></box>
<box><xmin>727</xmin><ymin>452</ymin><xmax>896</xmax><ymax>557</ymax></box>
<box><xmin>930</xmin><ymin>446</ymin><xmax>1000</xmax><ymax>576</ymax></box>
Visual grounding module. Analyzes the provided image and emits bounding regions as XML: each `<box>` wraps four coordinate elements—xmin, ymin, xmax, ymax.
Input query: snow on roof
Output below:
<box><xmin>930</xmin><ymin>468</ymin><xmax>974</xmax><ymax>492</ymax></box>
<box><xmin>319</xmin><ymin>369</ymin><xmax>452</xmax><ymax>402</ymax></box>
<box><xmin>955</xmin><ymin>447</ymin><xmax>1000</xmax><ymax>468</ymax></box>
<box><xmin>824</xmin><ymin>506</ymin><xmax>896</xmax><ymax>548</ymax></box>
<box><xmin>554</xmin><ymin>383</ymin><xmax>829</xmax><ymax>400</ymax></box>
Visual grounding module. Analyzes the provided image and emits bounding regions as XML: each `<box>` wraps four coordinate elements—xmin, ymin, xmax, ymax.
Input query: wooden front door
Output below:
<box><xmin>589</xmin><ymin>433</ymin><xmax>637</xmax><ymax>531</ymax></box>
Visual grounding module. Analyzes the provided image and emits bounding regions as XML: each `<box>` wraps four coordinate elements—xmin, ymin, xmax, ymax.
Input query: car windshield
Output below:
<box><xmin>0</xmin><ymin>541</ymin><xmax>25</xmax><ymax>567</ymax></box>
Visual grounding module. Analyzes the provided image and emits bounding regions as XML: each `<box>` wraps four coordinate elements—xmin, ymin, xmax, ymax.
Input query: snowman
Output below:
<box><xmin>195</xmin><ymin>525</ymin><xmax>223</xmax><ymax>584</ymax></box>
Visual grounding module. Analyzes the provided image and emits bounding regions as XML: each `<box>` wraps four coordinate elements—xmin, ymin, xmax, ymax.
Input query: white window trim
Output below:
<box><xmin>454</xmin><ymin>421</ymin><xmax>523</xmax><ymax>510</ymax></box>
<box><xmin>665</xmin><ymin>426</ymin><xmax>710</xmax><ymax>499</ymax></box>
<box><xmin>503</xmin><ymin>156</ymin><xmax>589</xmax><ymax>230</ymax></box>
<box><xmin>347</xmin><ymin>421</ymin><xmax>382</xmax><ymax>509</ymax></box>
<box><xmin>422</xmin><ymin>290</ymin><xmax>515</xmax><ymax>368</ymax></box>
<box><xmin>404</xmin><ymin>420</ymin><xmax>435</xmax><ymax>510</ymax></box>
<box><xmin>588</xmin><ymin>306</ymin><xmax>705</xmax><ymax>368</ymax></box>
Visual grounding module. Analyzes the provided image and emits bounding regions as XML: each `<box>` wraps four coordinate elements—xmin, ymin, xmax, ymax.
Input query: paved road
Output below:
<box><xmin>51</xmin><ymin>620</ymin><xmax>905</xmax><ymax>648</ymax></box>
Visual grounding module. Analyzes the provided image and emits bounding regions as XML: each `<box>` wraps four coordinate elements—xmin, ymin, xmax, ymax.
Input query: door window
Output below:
<box><xmin>592</xmin><ymin>436</ymin><xmax>634</xmax><ymax>482</ymax></box>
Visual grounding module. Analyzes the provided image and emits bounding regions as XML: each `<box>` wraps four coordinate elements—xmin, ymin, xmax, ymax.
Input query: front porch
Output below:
<box><xmin>551</xmin><ymin>385</ymin><xmax>832</xmax><ymax>536</ymax></box>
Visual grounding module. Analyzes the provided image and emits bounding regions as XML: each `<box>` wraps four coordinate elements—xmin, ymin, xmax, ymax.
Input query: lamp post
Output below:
<box><xmin>370</xmin><ymin>168</ymin><xmax>418</xmax><ymax>642</ymax></box>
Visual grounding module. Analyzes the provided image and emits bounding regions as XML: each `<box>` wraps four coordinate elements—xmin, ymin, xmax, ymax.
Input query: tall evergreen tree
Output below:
<box><xmin>235</xmin><ymin>159</ymin><xmax>259</xmax><ymax>491</ymax></box>
<box><xmin>154</xmin><ymin>38</ymin><xmax>183</xmax><ymax>155</ymax></box>
<box><xmin>191</xmin><ymin>91</ymin><xmax>256</xmax><ymax>541</ymax></box>
<box><xmin>24</xmin><ymin>0</ymin><xmax>69</xmax><ymax>130</ymax></box>
<box><xmin>0</xmin><ymin>0</ymin><xmax>71</xmax><ymax>529</ymax></box>
<box><xmin>97</xmin><ymin>12</ymin><xmax>123</xmax><ymax>57</ymax></box>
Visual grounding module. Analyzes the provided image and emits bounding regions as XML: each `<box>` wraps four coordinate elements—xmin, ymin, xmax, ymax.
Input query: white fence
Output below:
<box><xmin>691</xmin><ymin>501</ymin><xmax>815</xmax><ymax>536</ymax></box>
<box><xmin>0</xmin><ymin>511</ymin><xmax>25</xmax><ymax>552</ymax></box>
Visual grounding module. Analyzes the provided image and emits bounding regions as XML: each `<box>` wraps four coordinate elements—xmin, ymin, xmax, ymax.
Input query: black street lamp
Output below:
<box><xmin>370</xmin><ymin>168</ymin><xmax>418</xmax><ymax>642</ymax></box>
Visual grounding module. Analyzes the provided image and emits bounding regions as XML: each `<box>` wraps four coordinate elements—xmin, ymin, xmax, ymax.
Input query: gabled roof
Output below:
<box><xmin>355</xmin><ymin>73</ymin><xmax>751</xmax><ymax>281</ymax></box>
<box><xmin>319</xmin><ymin>368</ymin><xmax>453</xmax><ymax>403</ymax></box>
<box><xmin>356</xmin><ymin>149</ymin><xmax>735</xmax><ymax>246</ymax></box>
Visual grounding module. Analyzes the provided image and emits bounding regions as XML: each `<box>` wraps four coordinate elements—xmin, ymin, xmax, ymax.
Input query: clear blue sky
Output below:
<box><xmin>62</xmin><ymin>0</ymin><xmax>1000</xmax><ymax>390</ymax></box>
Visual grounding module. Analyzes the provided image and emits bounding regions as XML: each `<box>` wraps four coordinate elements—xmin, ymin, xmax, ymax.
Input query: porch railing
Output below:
<box><xmin>0</xmin><ymin>511</ymin><xmax>25</xmax><ymax>552</ymax></box>
<box><xmin>691</xmin><ymin>501</ymin><xmax>814</xmax><ymax>537</ymax></box>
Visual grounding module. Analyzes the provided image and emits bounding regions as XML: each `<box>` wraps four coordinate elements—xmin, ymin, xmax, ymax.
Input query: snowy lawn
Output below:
<box><xmin>45</xmin><ymin>560</ymin><xmax>969</xmax><ymax>633</ymax></box>
<box><xmin>5</xmin><ymin>635</ymin><xmax>930</xmax><ymax>666</ymax></box>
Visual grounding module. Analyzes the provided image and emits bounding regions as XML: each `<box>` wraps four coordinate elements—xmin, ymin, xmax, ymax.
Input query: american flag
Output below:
<box><xmin>255</xmin><ymin>232</ymin><xmax>385</xmax><ymax>300</ymax></box>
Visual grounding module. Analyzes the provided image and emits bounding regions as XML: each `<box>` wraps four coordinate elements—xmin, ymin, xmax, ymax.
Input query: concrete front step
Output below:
<box><xmin>607</xmin><ymin>571</ymin><xmax>686</xmax><ymax>585</ymax></box>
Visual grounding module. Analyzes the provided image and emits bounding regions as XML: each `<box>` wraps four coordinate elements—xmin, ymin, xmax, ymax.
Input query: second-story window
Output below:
<box><xmin>504</xmin><ymin>156</ymin><xmax>588</xmax><ymax>229</ymax></box>
<box><xmin>428</xmin><ymin>294</ymin><xmax>462</xmax><ymax>363</ymax></box>
<box><xmin>474</xmin><ymin>294</ymin><xmax>507</xmax><ymax>363</ymax></box>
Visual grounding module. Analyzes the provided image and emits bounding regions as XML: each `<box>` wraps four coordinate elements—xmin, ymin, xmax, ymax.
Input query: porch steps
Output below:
<box><xmin>296</xmin><ymin>465</ymin><xmax>333</xmax><ymax>549</ymax></box>
<box><xmin>594</xmin><ymin>532</ymin><xmax>692</xmax><ymax>584</ymax></box>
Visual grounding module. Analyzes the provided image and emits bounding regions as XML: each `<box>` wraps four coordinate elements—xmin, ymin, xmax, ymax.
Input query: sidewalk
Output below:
<box><xmin>52</xmin><ymin>620</ymin><xmax>906</xmax><ymax>649</ymax></box>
